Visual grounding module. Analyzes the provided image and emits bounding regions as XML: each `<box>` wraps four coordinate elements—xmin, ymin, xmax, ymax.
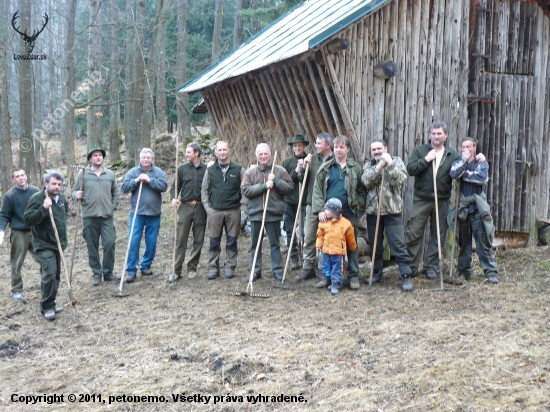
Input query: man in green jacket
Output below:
<box><xmin>405</xmin><ymin>120</ymin><xmax>461</xmax><ymax>279</ymax></box>
<box><xmin>282</xmin><ymin>135</ymin><xmax>309</xmax><ymax>271</ymax></box>
<box><xmin>73</xmin><ymin>146</ymin><xmax>120</xmax><ymax>286</ymax></box>
<box><xmin>0</xmin><ymin>168</ymin><xmax>39</xmax><ymax>300</ymax></box>
<box><xmin>312</xmin><ymin>135</ymin><xmax>366</xmax><ymax>290</ymax></box>
<box><xmin>241</xmin><ymin>143</ymin><xmax>293</xmax><ymax>281</ymax></box>
<box><xmin>201</xmin><ymin>141</ymin><xmax>245</xmax><ymax>280</ymax></box>
<box><xmin>170</xmin><ymin>143</ymin><xmax>207</xmax><ymax>280</ymax></box>
<box><xmin>296</xmin><ymin>132</ymin><xmax>334</xmax><ymax>282</ymax></box>
<box><xmin>24</xmin><ymin>171</ymin><xmax>69</xmax><ymax>321</ymax></box>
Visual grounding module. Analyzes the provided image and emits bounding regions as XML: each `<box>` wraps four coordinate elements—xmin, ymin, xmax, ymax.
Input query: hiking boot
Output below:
<box><xmin>330</xmin><ymin>286</ymin><xmax>339</xmax><ymax>295</ymax></box>
<box><xmin>187</xmin><ymin>271</ymin><xmax>197</xmax><ymax>279</ymax></box>
<box><xmin>12</xmin><ymin>292</ymin><xmax>22</xmax><ymax>300</ymax></box>
<box><xmin>401</xmin><ymin>276</ymin><xmax>413</xmax><ymax>292</ymax></box>
<box><xmin>208</xmin><ymin>272</ymin><xmax>218</xmax><ymax>280</ymax></box>
<box><xmin>169</xmin><ymin>273</ymin><xmax>182</xmax><ymax>283</ymax></box>
<box><xmin>251</xmin><ymin>273</ymin><xmax>261</xmax><ymax>282</ymax></box>
<box><xmin>126</xmin><ymin>274</ymin><xmax>136</xmax><ymax>283</ymax></box>
<box><xmin>291</xmin><ymin>258</ymin><xmax>300</xmax><ymax>270</ymax></box>
<box><xmin>486</xmin><ymin>274</ymin><xmax>499</xmax><ymax>284</ymax></box>
<box><xmin>141</xmin><ymin>268</ymin><xmax>153</xmax><ymax>276</ymax></box>
<box><xmin>225</xmin><ymin>271</ymin><xmax>235</xmax><ymax>279</ymax></box>
<box><xmin>103</xmin><ymin>275</ymin><xmax>121</xmax><ymax>283</ymax></box>
<box><xmin>349</xmin><ymin>279</ymin><xmax>360</xmax><ymax>290</ymax></box>
<box><xmin>425</xmin><ymin>269</ymin><xmax>437</xmax><ymax>280</ymax></box>
<box><xmin>55</xmin><ymin>307</ymin><xmax>64</xmax><ymax>314</ymax></box>
<box><xmin>366</xmin><ymin>271</ymin><xmax>383</xmax><ymax>284</ymax></box>
<box><xmin>44</xmin><ymin>310</ymin><xmax>56</xmax><ymax>321</ymax></box>
<box><xmin>316</xmin><ymin>277</ymin><xmax>330</xmax><ymax>288</ymax></box>
<box><xmin>92</xmin><ymin>276</ymin><xmax>101</xmax><ymax>286</ymax></box>
<box><xmin>296</xmin><ymin>268</ymin><xmax>316</xmax><ymax>282</ymax></box>
<box><xmin>273</xmin><ymin>272</ymin><xmax>283</xmax><ymax>281</ymax></box>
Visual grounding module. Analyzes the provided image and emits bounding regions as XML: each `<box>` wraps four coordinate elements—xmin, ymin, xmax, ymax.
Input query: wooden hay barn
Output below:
<box><xmin>179</xmin><ymin>0</ymin><xmax>550</xmax><ymax>244</ymax></box>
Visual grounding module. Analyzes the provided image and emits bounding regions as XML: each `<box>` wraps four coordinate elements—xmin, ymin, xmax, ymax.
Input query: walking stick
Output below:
<box><xmin>48</xmin><ymin>207</ymin><xmax>79</xmax><ymax>312</ymax></box>
<box><xmin>171</xmin><ymin>133</ymin><xmax>180</xmax><ymax>283</ymax></box>
<box><xmin>280</xmin><ymin>162</ymin><xmax>309</xmax><ymax>286</ymax></box>
<box><xmin>368</xmin><ymin>171</ymin><xmax>386</xmax><ymax>290</ymax></box>
<box><xmin>69</xmin><ymin>165</ymin><xmax>85</xmax><ymax>284</ymax></box>
<box><xmin>245</xmin><ymin>152</ymin><xmax>277</xmax><ymax>295</ymax></box>
<box><xmin>432</xmin><ymin>162</ymin><xmax>444</xmax><ymax>290</ymax></box>
<box><xmin>447</xmin><ymin>179</ymin><xmax>461</xmax><ymax>284</ymax></box>
<box><xmin>114</xmin><ymin>181</ymin><xmax>143</xmax><ymax>297</ymax></box>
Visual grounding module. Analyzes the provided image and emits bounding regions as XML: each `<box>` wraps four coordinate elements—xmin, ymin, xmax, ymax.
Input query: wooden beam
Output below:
<box><xmin>373</xmin><ymin>60</ymin><xmax>398</xmax><ymax>79</ymax></box>
<box><xmin>258</xmin><ymin>74</ymin><xmax>288</xmax><ymax>137</ymax></box>
<box><xmin>294</xmin><ymin>60</ymin><xmax>329</xmax><ymax>133</ymax></box>
<box><xmin>304</xmin><ymin>59</ymin><xmax>335</xmax><ymax>136</ymax></box>
<box><xmin>321</xmin><ymin>47</ymin><xmax>362</xmax><ymax>160</ymax></box>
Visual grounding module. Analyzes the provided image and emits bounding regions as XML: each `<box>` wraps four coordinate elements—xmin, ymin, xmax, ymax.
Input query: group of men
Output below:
<box><xmin>0</xmin><ymin>120</ymin><xmax>499</xmax><ymax>319</ymax></box>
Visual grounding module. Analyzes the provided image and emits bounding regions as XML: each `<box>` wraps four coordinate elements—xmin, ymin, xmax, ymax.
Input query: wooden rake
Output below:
<box><xmin>68</xmin><ymin>164</ymin><xmax>86</xmax><ymax>284</ymax></box>
<box><xmin>169</xmin><ymin>132</ymin><xmax>180</xmax><ymax>286</ymax></box>
<box><xmin>368</xmin><ymin>171</ymin><xmax>385</xmax><ymax>291</ymax></box>
<box><xmin>433</xmin><ymin>162</ymin><xmax>445</xmax><ymax>290</ymax></box>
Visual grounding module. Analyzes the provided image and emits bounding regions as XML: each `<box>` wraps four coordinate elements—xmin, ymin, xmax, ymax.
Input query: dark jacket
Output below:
<box><xmin>72</xmin><ymin>166</ymin><xmax>120</xmax><ymax>218</ymax></box>
<box><xmin>297</xmin><ymin>152</ymin><xmax>334</xmax><ymax>206</ymax></box>
<box><xmin>312</xmin><ymin>157</ymin><xmax>366</xmax><ymax>216</ymax></box>
<box><xmin>0</xmin><ymin>184</ymin><xmax>39</xmax><ymax>231</ymax></box>
<box><xmin>406</xmin><ymin>143</ymin><xmax>460</xmax><ymax>200</ymax></box>
<box><xmin>170</xmin><ymin>161</ymin><xmax>207</xmax><ymax>202</ymax></box>
<box><xmin>24</xmin><ymin>189</ymin><xmax>69</xmax><ymax>252</ymax></box>
<box><xmin>121</xmin><ymin>164</ymin><xmax>168</xmax><ymax>216</ymax></box>
<box><xmin>201</xmin><ymin>160</ymin><xmax>244</xmax><ymax>210</ymax></box>
<box><xmin>241</xmin><ymin>162</ymin><xmax>293</xmax><ymax>222</ymax></box>
<box><xmin>282</xmin><ymin>154</ymin><xmax>307</xmax><ymax>206</ymax></box>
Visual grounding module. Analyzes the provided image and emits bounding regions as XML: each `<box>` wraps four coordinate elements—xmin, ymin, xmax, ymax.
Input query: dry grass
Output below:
<box><xmin>1</xmin><ymin>184</ymin><xmax>549</xmax><ymax>411</ymax></box>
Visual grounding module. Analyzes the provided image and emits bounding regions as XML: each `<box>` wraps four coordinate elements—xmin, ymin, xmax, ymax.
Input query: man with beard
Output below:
<box><xmin>24</xmin><ymin>172</ymin><xmax>69</xmax><ymax>320</ymax></box>
<box><xmin>201</xmin><ymin>141</ymin><xmax>245</xmax><ymax>280</ymax></box>
<box><xmin>73</xmin><ymin>146</ymin><xmax>120</xmax><ymax>286</ymax></box>
<box><xmin>295</xmin><ymin>132</ymin><xmax>334</xmax><ymax>283</ymax></box>
<box><xmin>361</xmin><ymin>139</ymin><xmax>412</xmax><ymax>291</ymax></box>
<box><xmin>282</xmin><ymin>135</ymin><xmax>309</xmax><ymax>271</ymax></box>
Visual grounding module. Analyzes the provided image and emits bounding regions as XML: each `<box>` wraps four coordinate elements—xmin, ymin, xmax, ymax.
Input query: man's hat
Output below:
<box><xmin>87</xmin><ymin>145</ymin><xmax>106</xmax><ymax>160</ymax></box>
<box><xmin>324</xmin><ymin>198</ymin><xmax>342</xmax><ymax>217</ymax></box>
<box><xmin>288</xmin><ymin>135</ymin><xmax>309</xmax><ymax>146</ymax></box>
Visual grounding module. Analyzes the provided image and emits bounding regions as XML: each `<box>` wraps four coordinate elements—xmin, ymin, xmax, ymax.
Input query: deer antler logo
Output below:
<box><xmin>11</xmin><ymin>10</ymin><xmax>49</xmax><ymax>54</ymax></box>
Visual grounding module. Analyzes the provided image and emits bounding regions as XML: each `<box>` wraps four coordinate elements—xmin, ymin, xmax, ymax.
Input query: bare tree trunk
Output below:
<box><xmin>18</xmin><ymin>0</ymin><xmax>37</xmax><ymax>184</ymax></box>
<box><xmin>0</xmin><ymin>0</ymin><xmax>13</xmax><ymax>194</ymax></box>
<box><xmin>123</xmin><ymin>0</ymin><xmax>135</xmax><ymax>166</ymax></box>
<box><xmin>155</xmin><ymin>0</ymin><xmax>169</xmax><ymax>136</ymax></box>
<box><xmin>108</xmin><ymin>0</ymin><xmax>120</xmax><ymax>162</ymax></box>
<box><xmin>176</xmin><ymin>0</ymin><xmax>190</xmax><ymax>140</ymax></box>
<box><xmin>233</xmin><ymin>0</ymin><xmax>244</xmax><ymax>49</ymax></box>
<box><xmin>87</xmin><ymin>0</ymin><xmax>101</xmax><ymax>151</ymax></box>
<box><xmin>63</xmin><ymin>0</ymin><xmax>77</xmax><ymax>182</ymax></box>
<box><xmin>132</xmin><ymin>0</ymin><xmax>145</xmax><ymax>161</ymax></box>
<box><xmin>212</xmin><ymin>0</ymin><xmax>224</xmax><ymax>63</ymax></box>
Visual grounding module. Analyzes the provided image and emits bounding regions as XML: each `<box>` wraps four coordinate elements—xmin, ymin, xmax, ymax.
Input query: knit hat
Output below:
<box><xmin>324</xmin><ymin>198</ymin><xmax>342</xmax><ymax>217</ymax></box>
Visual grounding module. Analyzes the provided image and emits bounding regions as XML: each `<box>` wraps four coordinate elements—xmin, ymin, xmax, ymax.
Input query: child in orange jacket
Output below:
<box><xmin>316</xmin><ymin>198</ymin><xmax>357</xmax><ymax>295</ymax></box>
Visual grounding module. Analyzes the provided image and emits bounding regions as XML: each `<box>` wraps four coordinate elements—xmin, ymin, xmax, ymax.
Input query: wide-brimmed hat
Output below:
<box><xmin>324</xmin><ymin>198</ymin><xmax>342</xmax><ymax>217</ymax></box>
<box><xmin>87</xmin><ymin>145</ymin><xmax>106</xmax><ymax>160</ymax></box>
<box><xmin>288</xmin><ymin>135</ymin><xmax>309</xmax><ymax>146</ymax></box>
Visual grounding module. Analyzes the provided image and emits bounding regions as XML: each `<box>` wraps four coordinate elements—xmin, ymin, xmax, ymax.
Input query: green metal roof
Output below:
<box><xmin>179</xmin><ymin>0</ymin><xmax>390</xmax><ymax>94</ymax></box>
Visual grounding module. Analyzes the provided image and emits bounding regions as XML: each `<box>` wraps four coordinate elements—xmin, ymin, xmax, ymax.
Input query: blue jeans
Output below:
<box><xmin>322</xmin><ymin>254</ymin><xmax>344</xmax><ymax>288</ymax></box>
<box><xmin>126</xmin><ymin>214</ymin><xmax>161</xmax><ymax>274</ymax></box>
<box><xmin>457</xmin><ymin>211</ymin><xmax>498</xmax><ymax>277</ymax></box>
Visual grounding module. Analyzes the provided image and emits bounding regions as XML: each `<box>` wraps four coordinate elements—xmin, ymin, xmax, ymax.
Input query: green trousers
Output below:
<box><xmin>10</xmin><ymin>229</ymin><xmax>37</xmax><ymax>293</ymax></box>
<box><xmin>82</xmin><ymin>217</ymin><xmax>116</xmax><ymax>279</ymax></box>
<box><xmin>250</xmin><ymin>220</ymin><xmax>283</xmax><ymax>277</ymax></box>
<box><xmin>302</xmin><ymin>205</ymin><xmax>319</xmax><ymax>270</ymax></box>
<box><xmin>207</xmin><ymin>206</ymin><xmax>241</xmax><ymax>274</ymax></box>
<box><xmin>175</xmin><ymin>202</ymin><xmax>207</xmax><ymax>274</ymax></box>
<box><xmin>36</xmin><ymin>249</ymin><xmax>61</xmax><ymax>313</ymax></box>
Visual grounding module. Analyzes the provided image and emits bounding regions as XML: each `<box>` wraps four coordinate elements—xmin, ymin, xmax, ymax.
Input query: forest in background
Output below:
<box><xmin>0</xmin><ymin>0</ymin><xmax>301</xmax><ymax>193</ymax></box>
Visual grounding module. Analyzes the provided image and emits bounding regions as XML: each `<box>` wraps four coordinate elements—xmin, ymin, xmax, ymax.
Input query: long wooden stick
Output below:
<box><xmin>117</xmin><ymin>182</ymin><xmax>143</xmax><ymax>294</ymax></box>
<box><xmin>48</xmin><ymin>207</ymin><xmax>75</xmax><ymax>304</ymax></box>
<box><xmin>433</xmin><ymin>162</ymin><xmax>444</xmax><ymax>290</ymax></box>
<box><xmin>368</xmin><ymin>171</ymin><xmax>385</xmax><ymax>290</ymax></box>
<box><xmin>449</xmin><ymin>180</ymin><xmax>461</xmax><ymax>282</ymax></box>
<box><xmin>247</xmin><ymin>152</ymin><xmax>278</xmax><ymax>293</ymax></box>
<box><xmin>282</xmin><ymin>162</ymin><xmax>309</xmax><ymax>284</ymax></box>
<box><xmin>172</xmin><ymin>133</ymin><xmax>179</xmax><ymax>278</ymax></box>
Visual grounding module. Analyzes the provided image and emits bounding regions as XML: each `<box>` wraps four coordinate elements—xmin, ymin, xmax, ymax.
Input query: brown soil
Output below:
<box><xmin>1</xmin><ymin>158</ymin><xmax>549</xmax><ymax>411</ymax></box>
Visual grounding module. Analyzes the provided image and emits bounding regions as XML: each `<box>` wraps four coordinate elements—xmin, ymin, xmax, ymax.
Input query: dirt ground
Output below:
<box><xmin>1</xmin><ymin>178</ymin><xmax>549</xmax><ymax>411</ymax></box>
